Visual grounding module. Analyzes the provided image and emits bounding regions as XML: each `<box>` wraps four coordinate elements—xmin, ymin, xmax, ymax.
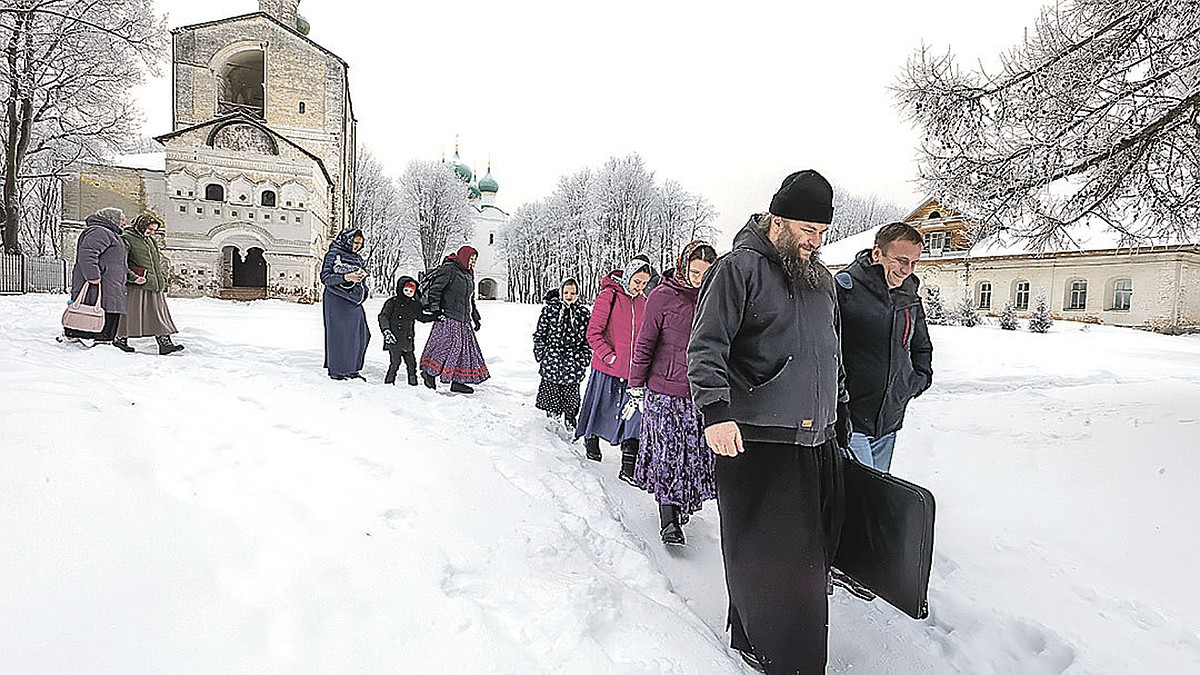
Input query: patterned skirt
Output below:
<box><xmin>420</xmin><ymin>317</ymin><xmax>490</xmax><ymax>384</ymax></box>
<box><xmin>117</xmin><ymin>287</ymin><xmax>178</xmax><ymax>338</ymax></box>
<box><xmin>633</xmin><ymin>390</ymin><xmax>717</xmax><ymax>514</ymax></box>
<box><xmin>574</xmin><ymin>368</ymin><xmax>641</xmax><ymax>444</ymax></box>
<box><xmin>536</xmin><ymin>379</ymin><xmax>581</xmax><ymax>417</ymax></box>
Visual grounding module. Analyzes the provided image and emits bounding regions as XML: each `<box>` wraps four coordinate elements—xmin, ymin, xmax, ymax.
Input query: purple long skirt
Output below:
<box><xmin>633</xmin><ymin>390</ymin><xmax>716</xmax><ymax>515</ymax></box>
<box><xmin>419</xmin><ymin>318</ymin><xmax>490</xmax><ymax>384</ymax></box>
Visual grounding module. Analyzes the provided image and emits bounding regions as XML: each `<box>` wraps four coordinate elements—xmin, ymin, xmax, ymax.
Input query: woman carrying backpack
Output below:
<box><xmin>419</xmin><ymin>245</ymin><xmax>489</xmax><ymax>394</ymax></box>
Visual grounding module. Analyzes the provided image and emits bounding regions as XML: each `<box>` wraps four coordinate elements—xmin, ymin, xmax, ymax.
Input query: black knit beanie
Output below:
<box><xmin>768</xmin><ymin>170</ymin><xmax>834</xmax><ymax>224</ymax></box>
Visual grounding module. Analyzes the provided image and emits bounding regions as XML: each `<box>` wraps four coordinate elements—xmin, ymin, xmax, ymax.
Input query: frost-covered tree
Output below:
<box><xmin>1000</xmin><ymin>300</ymin><xmax>1020</xmax><ymax>330</ymax></box>
<box><xmin>352</xmin><ymin>147</ymin><xmax>409</xmax><ymax>290</ymax></box>
<box><xmin>396</xmin><ymin>159</ymin><xmax>473</xmax><ymax>272</ymax></box>
<box><xmin>0</xmin><ymin>0</ymin><xmax>168</xmax><ymax>254</ymax></box>
<box><xmin>501</xmin><ymin>154</ymin><xmax>717</xmax><ymax>303</ymax></box>
<box><xmin>955</xmin><ymin>294</ymin><xmax>981</xmax><ymax>327</ymax></box>
<box><xmin>895</xmin><ymin>0</ymin><xmax>1200</xmax><ymax>249</ymax></box>
<box><xmin>826</xmin><ymin>184</ymin><xmax>906</xmax><ymax>243</ymax></box>
<box><xmin>1029</xmin><ymin>293</ymin><xmax>1054</xmax><ymax>333</ymax></box>
<box><xmin>924</xmin><ymin>285</ymin><xmax>950</xmax><ymax>325</ymax></box>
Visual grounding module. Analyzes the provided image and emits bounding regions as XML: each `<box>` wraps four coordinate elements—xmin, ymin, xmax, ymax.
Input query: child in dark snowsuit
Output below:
<box><xmin>378</xmin><ymin>276</ymin><xmax>433</xmax><ymax>385</ymax></box>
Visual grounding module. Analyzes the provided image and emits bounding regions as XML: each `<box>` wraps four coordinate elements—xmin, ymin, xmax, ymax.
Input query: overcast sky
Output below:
<box><xmin>141</xmin><ymin>0</ymin><xmax>1051</xmax><ymax>245</ymax></box>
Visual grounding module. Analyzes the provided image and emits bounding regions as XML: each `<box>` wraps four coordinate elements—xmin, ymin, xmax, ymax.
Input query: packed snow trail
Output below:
<box><xmin>2</xmin><ymin>295</ymin><xmax>1199</xmax><ymax>673</ymax></box>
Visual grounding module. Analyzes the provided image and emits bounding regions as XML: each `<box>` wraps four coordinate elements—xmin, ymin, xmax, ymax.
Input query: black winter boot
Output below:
<box><xmin>112</xmin><ymin>337</ymin><xmax>135</xmax><ymax>353</ymax></box>
<box><xmin>407</xmin><ymin>374</ymin><xmax>419</xmax><ymax>386</ymax></box>
<box><xmin>422</xmin><ymin>373</ymin><xmax>437</xmax><ymax>389</ymax></box>
<box><xmin>449</xmin><ymin>381</ymin><xmax>475</xmax><ymax>394</ymax></box>
<box><xmin>618</xmin><ymin>439</ymin><xmax>638</xmax><ymax>486</ymax></box>
<box><xmin>584</xmin><ymin>436</ymin><xmax>602</xmax><ymax>462</ymax></box>
<box><xmin>155</xmin><ymin>334</ymin><xmax>184</xmax><ymax>355</ymax></box>
<box><xmin>659</xmin><ymin>503</ymin><xmax>685</xmax><ymax>546</ymax></box>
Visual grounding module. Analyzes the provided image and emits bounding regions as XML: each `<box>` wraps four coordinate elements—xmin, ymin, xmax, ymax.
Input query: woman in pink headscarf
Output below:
<box><xmin>418</xmin><ymin>245</ymin><xmax>489</xmax><ymax>394</ymax></box>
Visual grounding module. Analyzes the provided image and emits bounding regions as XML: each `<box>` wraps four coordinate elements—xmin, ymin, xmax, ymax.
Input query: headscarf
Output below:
<box><xmin>675</xmin><ymin>239</ymin><xmax>713</xmax><ymax>287</ymax></box>
<box><xmin>618</xmin><ymin>257</ymin><xmax>651</xmax><ymax>296</ymax></box>
<box><xmin>557</xmin><ymin>277</ymin><xmax>582</xmax><ymax>325</ymax></box>
<box><xmin>95</xmin><ymin>207</ymin><xmax>125</xmax><ymax>228</ymax></box>
<box><xmin>453</xmin><ymin>245</ymin><xmax>479</xmax><ymax>276</ymax></box>
<box><xmin>329</xmin><ymin>227</ymin><xmax>367</xmax><ymax>274</ymax></box>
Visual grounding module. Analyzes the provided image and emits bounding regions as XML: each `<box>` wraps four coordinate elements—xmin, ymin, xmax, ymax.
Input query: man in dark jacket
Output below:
<box><xmin>835</xmin><ymin>222</ymin><xmax>933</xmax><ymax>472</ymax></box>
<box><xmin>688</xmin><ymin>170</ymin><xmax>849</xmax><ymax>674</ymax></box>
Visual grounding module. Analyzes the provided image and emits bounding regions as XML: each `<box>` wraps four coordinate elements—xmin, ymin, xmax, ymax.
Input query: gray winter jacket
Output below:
<box><xmin>69</xmin><ymin>214</ymin><xmax>128</xmax><ymax>314</ymax></box>
<box><xmin>688</xmin><ymin>216</ymin><xmax>847</xmax><ymax>446</ymax></box>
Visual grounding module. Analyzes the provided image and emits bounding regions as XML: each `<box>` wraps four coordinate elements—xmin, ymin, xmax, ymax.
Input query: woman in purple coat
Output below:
<box><xmin>628</xmin><ymin>240</ymin><xmax>718</xmax><ymax>546</ymax></box>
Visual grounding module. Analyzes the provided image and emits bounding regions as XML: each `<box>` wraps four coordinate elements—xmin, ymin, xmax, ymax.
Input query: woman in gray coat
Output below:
<box><xmin>63</xmin><ymin>207</ymin><xmax>128</xmax><ymax>346</ymax></box>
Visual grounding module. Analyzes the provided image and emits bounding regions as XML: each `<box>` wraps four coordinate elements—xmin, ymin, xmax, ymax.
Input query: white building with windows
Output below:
<box><xmin>447</xmin><ymin>148</ymin><xmax>509</xmax><ymax>301</ymax></box>
<box><xmin>824</xmin><ymin>199</ymin><xmax>1200</xmax><ymax>331</ymax></box>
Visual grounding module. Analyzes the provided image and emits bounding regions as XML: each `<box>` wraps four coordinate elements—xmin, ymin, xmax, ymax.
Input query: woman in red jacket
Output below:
<box><xmin>574</xmin><ymin>257</ymin><xmax>652</xmax><ymax>480</ymax></box>
<box><xmin>628</xmin><ymin>241</ymin><xmax>718</xmax><ymax>546</ymax></box>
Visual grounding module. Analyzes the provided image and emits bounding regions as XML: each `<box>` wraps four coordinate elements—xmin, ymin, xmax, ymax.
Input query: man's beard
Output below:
<box><xmin>775</xmin><ymin>228</ymin><xmax>826</xmax><ymax>290</ymax></box>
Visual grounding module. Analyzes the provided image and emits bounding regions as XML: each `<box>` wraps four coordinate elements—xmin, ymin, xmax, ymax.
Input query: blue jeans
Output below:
<box><xmin>848</xmin><ymin>432</ymin><xmax>896</xmax><ymax>472</ymax></box>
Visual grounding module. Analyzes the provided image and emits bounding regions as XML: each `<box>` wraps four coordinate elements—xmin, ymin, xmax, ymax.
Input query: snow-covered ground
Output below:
<box><xmin>2</xmin><ymin>294</ymin><xmax>1198</xmax><ymax>674</ymax></box>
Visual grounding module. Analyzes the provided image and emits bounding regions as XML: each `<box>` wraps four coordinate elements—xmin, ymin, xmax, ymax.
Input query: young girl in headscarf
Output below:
<box><xmin>532</xmin><ymin>277</ymin><xmax>592</xmax><ymax>430</ymax></box>
<box><xmin>628</xmin><ymin>240</ymin><xmax>719</xmax><ymax>545</ymax></box>
<box><xmin>574</xmin><ymin>257</ymin><xmax>653</xmax><ymax>482</ymax></box>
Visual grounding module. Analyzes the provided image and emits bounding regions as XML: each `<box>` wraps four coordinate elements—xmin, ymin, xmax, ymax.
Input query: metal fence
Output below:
<box><xmin>0</xmin><ymin>254</ymin><xmax>67</xmax><ymax>294</ymax></box>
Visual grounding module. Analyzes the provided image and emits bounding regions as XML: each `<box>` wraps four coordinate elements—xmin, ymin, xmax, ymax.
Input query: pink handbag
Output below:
<box><xmin>62</xmin><ymin>283</ymin><xmax>105</xmax><ymax>333</ymax></box>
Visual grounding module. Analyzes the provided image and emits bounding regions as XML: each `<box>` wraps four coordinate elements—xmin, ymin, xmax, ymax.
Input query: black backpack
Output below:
<box><xmin>417</xmin><ymin>267</ymin><xmax>442</xmax><ymax>311</ymax></box>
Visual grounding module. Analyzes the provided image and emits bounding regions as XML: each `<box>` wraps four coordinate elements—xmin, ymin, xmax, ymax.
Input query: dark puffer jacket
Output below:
<box><xmin>377</xmin><ymin>276</ymin><xmax>434</xmax><ymax>353</ymax></box>
<box><xmin>629</xmin><ymin>270</ymin><xmax>699</xmax><ymax>399</ymax></box>
<box><xmin>835</xmin><ymin>249</ymin><xmax>933</xmax><ymax>438</ymax></box>
<box><xmin>688</xmin><ymin>216</ymin><xmax>848</xmax><ymax>447</ymax></box>
<box><xmin>424</xmin><ymin>258</ymin><xmax>480</xmax><ymax>326</ymax></box>
<box><xmin>69</xmin><ymin>214</ymin><xmax>128</xmax><ymax>314</ymax></box>
<box><xmin>532</xmin><ymin>289</ymin><xmax>592</xmax><ymax>385</ymax></box>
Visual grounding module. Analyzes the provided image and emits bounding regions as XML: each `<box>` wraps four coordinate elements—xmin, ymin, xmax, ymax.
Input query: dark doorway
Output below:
<box><xmin>478</xmin><ymin>277</ymin><xmax>498</xmax><ymax>300</ymax></box>
<box><xmin>232</xmin><ymin>246</ymin><xmax>267</xmax><ymax>287</ymax></box>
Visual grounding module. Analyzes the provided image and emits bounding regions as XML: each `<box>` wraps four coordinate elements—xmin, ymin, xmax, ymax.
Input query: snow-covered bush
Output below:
<box><xmin>1029</xmin><ymin>293</ymin><xmax>1054</xmax><ymax>333</ymax></box>
<box><xmin>924</xmin><ymin>285</ymin><xmax>950</xmax><ymax>325</ymax></box>
<box><xmin>955</xmin><ymin>295</ymin><xmax>980</xmax><ymax>327</ymax></box>
<box><xmin>1000</xmin><ymin>301</ymin><xmax>1019</xmax><ymax>330</ymax></box>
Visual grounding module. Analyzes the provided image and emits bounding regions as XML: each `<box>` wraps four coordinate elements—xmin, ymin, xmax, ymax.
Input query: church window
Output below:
<box><xmin>1111</xmin><ymin>279</ymin><xmax>1132</xmax><ymax>310</ymax></box>
<box><xmin>1067</xmin><ymin>279</ymin><xmax>1088</xmax><ymax>310</ymax></box>
<box><xmin>231</xmin><ymin>210</ymin><xmax>238</xmax><ymax>217</ymax></box>
<box><xmin>249</xmin><ymin>212</ymin><xmax>255</xmax><ymax>219</ymax></box>
<box><xmin>264</xmin><ymin>214</ymin><xmax>270</xmax><ymax>220</ymax></box>
<box><xmin>928</xmin><ymin>211</ymin><xmax>942</xmax><ymax>219</ymax></box>
<box><xmin>261</xmin><ymin>190</ymin><xmax>277</xmax><ymax>207</ymax></box>
<box><xmin>217</xmin><ymin>49</ymin><xmax>265</xmax><ymax>118</ymax></box>
<box><xmin>214</xmin><ymin>209</ymin><xmax>221</xmax><ymax>216</ymax></box>
<box><xmin>489</xmin><ymin>232</ymin><xmax>494</xmax><ymax>245</ymax></box>
<box><xmin>240</xmin><ymin>194</ymin><xmax>248</xmax><ymax>201</ymax></box>
<box><xmin>299</xmin><ymin>102</ymin><xmax>306</xmax><ymax>114</ymax></box>
<box><xmin>175</xmin><ymin>190</ymin><xmax>182</xmax><ymax>196</ymax></box>
<box><xmin>977</xmin><ymin>281</ymin><xmax>992</xmax><ymax>310</ymax></box>
<box><xmin>196</xmin><ymin>207</ymin><xmax>203</xmax><ymax>214</ymax></box>
<box><xmin>298</xmin><ymin>202</ymin><xmax>304</xmax><ymax>208</ymax></box>
<box><xmin>295</xmin><ymin>216</ymin><xmax>301</xmax><ymax>223</ymax></box>
<box><xmin>178</xmin><ymin>205</ymin><xmax>186</xmax><ymax>213</ymax></box>
<box><xmin>1014</xmin><ymin>280</ymin><xmax>1030</xmax><ymax>310</ymax></box>
<box><xmin>188</xmin><ymin>191</ymin><xmax>194</xmax><ymax>197</ymax></box>
<box><xmin>286</xmin><ymin>200</ymin><xmax>293</xmax><ymax>207</ymax></box>
<box><xmin>204</xmin><ymin>184</ymin><xmax>225</xmax><ymax>201</ymax></box>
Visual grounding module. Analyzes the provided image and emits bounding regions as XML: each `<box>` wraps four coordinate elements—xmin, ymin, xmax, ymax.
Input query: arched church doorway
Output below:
<box><xmin>478</xmin><ymin>277</ymin><xmax>498</xmax><ymax>300</ymax></box>
<box><xmin>232</xmin><ymin>247</ymin><xmax>268</xmax><ymax>288</ymax></box>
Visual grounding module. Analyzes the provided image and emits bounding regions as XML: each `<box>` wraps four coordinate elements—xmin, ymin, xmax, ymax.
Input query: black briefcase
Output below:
<box><xmin>833</xmin><ymin>458</ymin><xmax>936</xmax><ymax>620</ymax></box>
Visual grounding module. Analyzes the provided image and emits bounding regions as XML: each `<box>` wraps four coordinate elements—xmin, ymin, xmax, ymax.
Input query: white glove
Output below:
<box><xmin>621</xmin><ymin>387</ymin><xmax>645</xmax><ymax>420</ymax></box>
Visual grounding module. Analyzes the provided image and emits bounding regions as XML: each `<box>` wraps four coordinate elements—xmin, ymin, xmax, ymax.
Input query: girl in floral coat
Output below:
<box><xmin>532</xmin><ymin>277</ymin><xmax>592</xmax><ymax>430</ymax></box>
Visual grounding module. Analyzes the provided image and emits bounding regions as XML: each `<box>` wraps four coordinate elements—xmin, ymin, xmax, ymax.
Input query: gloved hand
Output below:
<box><xmin>382</xmin><ymin>329</ymin><xmax>397</xmax><ymax>346</ymax></box>
<box><xmin>473</xmin><ymin>317</ymin><xmax>481</xmax><ymax>332</ymax></box>
<box><xmin>431</xmin><ymin>309</ymin><xmax>446</xmax><ymax>322</ymax></box>
<box><xmin>621</xmin><ymin>387</ymin><xmax>645</xmax><ymax>420</ymax></box>
<box><xmin>835</xmin><ymin>400</ymin><xmax>852</xmax><ymax>450</ymax></box>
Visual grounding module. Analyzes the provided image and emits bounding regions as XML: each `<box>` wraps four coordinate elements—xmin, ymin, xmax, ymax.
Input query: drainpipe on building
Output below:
<box><xmin>1173</xmin><ymin>258</ymin><xmax>1183</xmax><ymax>328</ymax></box>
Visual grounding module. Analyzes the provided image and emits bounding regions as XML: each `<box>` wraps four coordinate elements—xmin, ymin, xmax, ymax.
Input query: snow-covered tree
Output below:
<box><xmin>0</xmin><ymin>0</ymin><xmax>168</xmax><ymax>254</ymax></box>
<box><xmin>924</xmin><ymin>285</ymin><xmax>950</xmax><ymax>325</ymax></box>
<box><xmin>1000</xmin><ymin>301</ymin><xmax>1019</xmax><ymax>330</ymax></box>
<box><xmin>396</xmin><ymin>159</ymin><xmax>473</xmax><ymax>272</ymax></box>
<box><xmin>826</xmin><ymin>184</ymin><xmax>906</xmax><ymax>243</ymax></box>
<box><xmin>501</xmin><ymin>154</ymin><xmax>716</xmax><ymax>303</ymax></box>
<box><xmin>955</xmin><ymin>294</ymin><xmax>981</xmax><ymax>327</ymax></box>
<box><xmin>895</xmin><ymin>0</ymin><xmax>1200</xmax><ymax>249</ymax></box>
<box><xmin>352</xmin><ymin>147</ymin><xmax>409</xmax><ymax>290</ymax></box>
<box><xmin>1029</xmin><ymin>293</ymin><xmax>1054</xmax><ymax>333</ymax></box>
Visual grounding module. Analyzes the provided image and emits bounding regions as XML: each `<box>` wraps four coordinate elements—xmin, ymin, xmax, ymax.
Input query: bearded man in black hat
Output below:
<box><xmin>688</xmin><ymin>169</ymin><xmax>850</xmax><ymax>674</ymax></box>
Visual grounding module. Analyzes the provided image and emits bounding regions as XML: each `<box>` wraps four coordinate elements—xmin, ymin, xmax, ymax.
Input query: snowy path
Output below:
<box><xmin>3</xmin><ymin>295</ymin><xmax>1199</xmax><ymax>673</ymax></box>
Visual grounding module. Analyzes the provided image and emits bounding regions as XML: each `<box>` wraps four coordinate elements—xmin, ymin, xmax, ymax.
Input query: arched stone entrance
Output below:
<box><xmin>478</xmin><ymin>277</ymin><xmax>498</xmax><ymax>300</ymax></box>
<box><xmin>220</xmin><ymin>245</ymin><xmax>268</xmax><ymax>300</ymax></box>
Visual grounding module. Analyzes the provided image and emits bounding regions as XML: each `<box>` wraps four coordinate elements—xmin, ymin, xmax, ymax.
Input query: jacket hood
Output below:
<box><xmin>732</xmin><ymin>216</ymin><xmax>782</xmax><ymax>263</ymax></box>
<box><xmin>600</xmin><ymin>270</ymin><xmax>626</xmax><ymax>294</ymax></box>
<box><xmin>85</xmin><ymin>214</ymin><xmax>122</xmax><ymax>235</ymax></box>
<box><xmin>394</xmin><ymin>275</ymin><xmax>417</xmax><ymax>297</ymax></box>
<box><xmin>847</xmin><ymin>248</ymin><xmax>921</xmax><ymax>297</ymax></box>
<box><xmin>543</xmin><ymin>288</ymin><xmax>561</xmax><ymax>304</ymax></box>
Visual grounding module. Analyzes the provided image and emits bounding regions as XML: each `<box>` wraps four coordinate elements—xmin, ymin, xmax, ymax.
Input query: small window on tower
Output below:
<box><xmin>299</xmin><ymin>102</ymin><xmax>306</xmax><ymax>114</ymax></box>
<box><xmin>261</xmin><ymin>190</ymin><xmax>277</xmax><ymax>207</ymax></box>
<box><xmin>489</xmin><ymin>233</ymin><xmax>494</xmax><ymax>245</ymax></box>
